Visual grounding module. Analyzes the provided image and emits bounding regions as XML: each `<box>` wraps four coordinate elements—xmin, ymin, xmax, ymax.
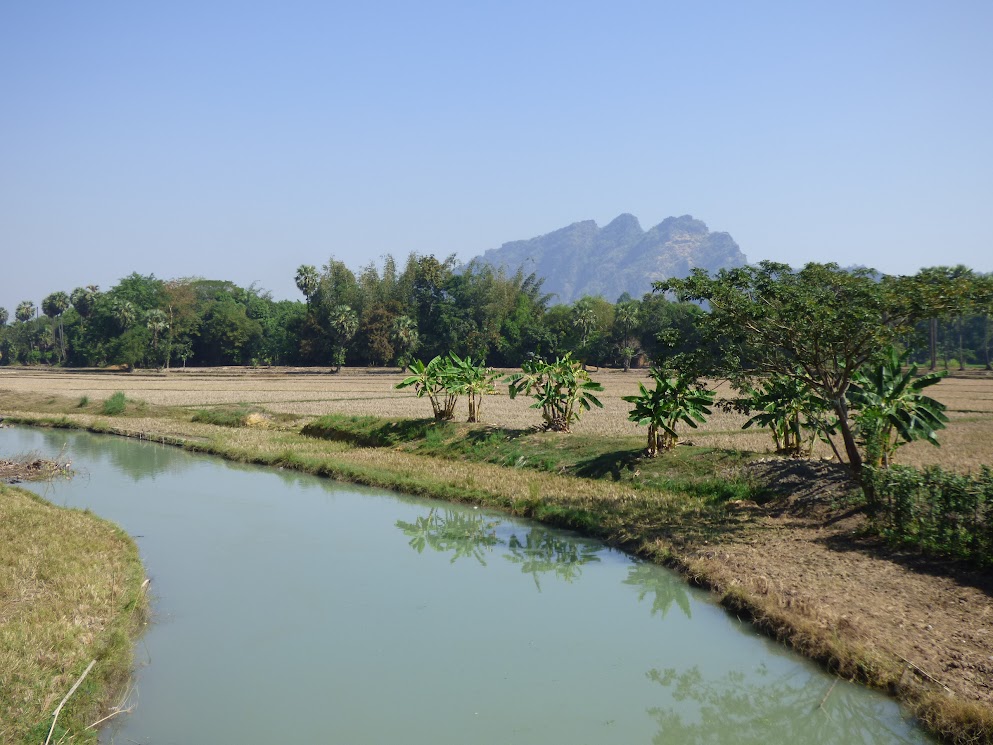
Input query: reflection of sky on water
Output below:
<box><xmin>0</xmin><ymin>425</ymin><xmax>933</xmax><ymax>745</ymax></box>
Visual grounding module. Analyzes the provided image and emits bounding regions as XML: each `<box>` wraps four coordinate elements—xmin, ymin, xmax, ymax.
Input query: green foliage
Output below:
<box><xmin>191</xmin><ymin>406</ymin><xmax>255</xmax><ymax>427</ymax></box>
<box><xmin>395</xmin><ymin>356</ymin><xmax>460</xmax><ymax>420</ymax></box>
<box><xmin>658</xmin><ymin>262</ymin><xmax>919</xmax><ymax>478</ymax></box>
<box><xmin>622</xmin><ymin>370</ymin><xmax>714</xmax><ymax>455</ymax></box>
<box><xmin>739</xmin><ymin>373</ymin><xmax>832</xmax><ymax>456</ymax></box>
<box><xmin>865</xmin><ymin>465</ymin><xmax>993</xmax><ymax>566</ymax></box>
<box><xmin>446</xmin><ymin>353</ymin><xmax>498</xmax><ymax>422</ymax></box>
<box><xmin>504</xmin><ymin>353</ymin><xmax>604</xmax><ymax>432</ymax></box>
<box><xmin>101</xmin><ymin>392</ymin><xmax>128</xmax><ymax>416</ymax></box>
<box><xmin>849</xmin><ymin>347</ymin><xmax>948</xmax><ymax>470</ymax></box>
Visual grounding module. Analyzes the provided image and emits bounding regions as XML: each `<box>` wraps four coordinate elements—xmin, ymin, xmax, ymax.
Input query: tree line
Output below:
<box><xmin>0</xmin><ymin>257</ymin><xmax>990</xmax><ymax>373</ymax></box>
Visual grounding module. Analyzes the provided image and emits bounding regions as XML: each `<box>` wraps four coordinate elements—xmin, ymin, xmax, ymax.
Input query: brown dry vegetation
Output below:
<box><xmin>0</xmin><ymin>483</ymin><xmax>147</xmax><ymax>744</ymax></box>
<box><xmin>2</xmin><ymin>366</ymin><xmax>992</xmax><ymax>742</ymax></box>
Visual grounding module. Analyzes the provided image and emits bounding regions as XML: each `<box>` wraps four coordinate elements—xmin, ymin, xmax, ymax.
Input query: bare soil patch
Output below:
<box><xmin>696</xmin><ymin>458</ymin><xmax>993</xmax><ymax>711</ymax></box>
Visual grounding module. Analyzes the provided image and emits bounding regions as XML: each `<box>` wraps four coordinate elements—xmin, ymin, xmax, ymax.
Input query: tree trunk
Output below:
<box><xmin>929</xmin><ymin>317</ymin><xmax>937</xmax><ymax>370</ymax></box>
<box><xmin>832</xmin><ymin>395</ymin><xmax>863</xmax><ymax>478</ymax></box>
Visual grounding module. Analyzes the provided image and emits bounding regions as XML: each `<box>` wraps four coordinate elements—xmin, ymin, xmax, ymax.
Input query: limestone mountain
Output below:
<box><xmin>473</xmin><ymin>214</ymin><xmax>746</xmax><ymax>304</ymax></box>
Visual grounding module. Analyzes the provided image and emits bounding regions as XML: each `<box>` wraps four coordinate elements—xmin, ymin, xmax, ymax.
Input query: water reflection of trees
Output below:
<box><xmin>395</xmin><ymin>509</ymin><xmax>601</xmax><ymax>587</ymax></box>
<box><xmin>623</xmin><ymin>562</ymin><xmax>692</xmax><ymax>620</ymax></box>
<box><xmin>397</xmin><ymin>508</ymin><xmax>501</xmax><ymax>564</ymax></box>
<box><xmin>39</xmin><ymin>429</ymin><xmax>192</xmax><ymax>482</ymax></box>
<box><xmin>646</xmin><ymin>664</ymin><xmax>926</xmax><ymax>745</ymax></box>
<box><xmin>504</xmin><ymin>529</ymin><xmax>601</xmax><ymax>590</ymax></box>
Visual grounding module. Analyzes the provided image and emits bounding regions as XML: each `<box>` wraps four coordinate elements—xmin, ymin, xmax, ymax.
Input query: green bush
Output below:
<box><xmin>865</xmin><ymin>465</ymin><xmax>993</xmax><ymax>565</ymax></box>
<box><xmin>100</xmin><ymin>391</ymin><xmax>127</xmax><ymax>416</ymax></box>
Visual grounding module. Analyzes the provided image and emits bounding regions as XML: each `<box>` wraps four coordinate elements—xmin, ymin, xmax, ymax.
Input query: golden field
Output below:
<box><xmin>1</xmin><ymin>365</ymin><xmax>991</xmax><ymax>471</ymax></box>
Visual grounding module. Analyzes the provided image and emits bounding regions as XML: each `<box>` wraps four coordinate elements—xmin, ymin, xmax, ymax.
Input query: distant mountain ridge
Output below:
<box><xmin>473</xmin><ymin>214</ymin><xmax>747</xmax><ymax>304</ymax></box>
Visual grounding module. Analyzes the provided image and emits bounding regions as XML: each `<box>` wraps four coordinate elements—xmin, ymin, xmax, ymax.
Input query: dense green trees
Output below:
<box><xmin>1</xmin><ymin>258</ymin><xmax>989</xmax><ymax>376</ymax></box>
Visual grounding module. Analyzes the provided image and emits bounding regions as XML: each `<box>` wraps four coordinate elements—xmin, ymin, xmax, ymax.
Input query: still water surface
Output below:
<box><xmin>1</xmin><ymin>426</ymin><xmax>932</xmax><ymax>744</ymax></box>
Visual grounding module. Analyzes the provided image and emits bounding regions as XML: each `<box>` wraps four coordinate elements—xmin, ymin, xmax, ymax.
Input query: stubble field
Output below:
<box><xmin>1</xmin><ymin>365</ymin><xmax>990</xmax><ymax>471</ymax></box>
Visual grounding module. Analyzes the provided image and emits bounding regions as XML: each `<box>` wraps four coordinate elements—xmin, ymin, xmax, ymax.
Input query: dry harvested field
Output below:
<box><xmin>1</xmin><ymin>365</ymin><xmax>991</xmax><ymax>470</ymax></box>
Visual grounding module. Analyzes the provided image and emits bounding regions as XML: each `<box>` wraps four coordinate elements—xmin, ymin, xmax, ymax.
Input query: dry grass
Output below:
<box><xmin>3</xmin><ymin>366</ymin><xmax>990</xmax><ymax>469</ymax></box>
<box><xmin>0</xmin><ymin>484</ymin><xmax>147</xmax><ymax>744</ymax></box>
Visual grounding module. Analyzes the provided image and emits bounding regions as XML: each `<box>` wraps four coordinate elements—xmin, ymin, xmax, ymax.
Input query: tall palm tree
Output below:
<box><xmin>42</xmin><ymin>291</ymin><xmax>70</xmax><ymax>363</ymax></box>
<box><xmin>0</xmin><ymin>307</ymin><xmax>8</xmax><ymax>327</ymax></box>
<box><xmin>328</xmin><ymin>304</ymin><xmax>358</xmax><ymax>372</ymax></box>
<box><xmin>111</xmin><ymin>299</ymin><xmax>136</xmax><ymax>331</ymax></box>
<box><xmin>15</xmin><ymin>300</ymin><xmax>35</xmax><ymax>323</ymax></box>
<box><xmin>391</xmin><ymin>315</ymin><xmax>419</xmax><ymax>370</ymax></box>
<box><xmin>145</xmin><ymin>309</ymin><xmax>169</xmax><ymax>364</ymax></box>
<box><xmin>70</xmin><ymin>285</ymin><xmax>99</xmax><ymax>334</ymax></box>
<box><xmin>295</xmin><ymin>264</ymin><xmax>319</xmax><ymax>309</ymax></box>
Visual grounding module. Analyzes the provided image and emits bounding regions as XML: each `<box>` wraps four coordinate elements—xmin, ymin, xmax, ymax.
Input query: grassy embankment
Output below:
<box><xmin>0</xmin><ymin>481</ymin><xmax>147</xmax><ymax>745</ymax></box>
<box><xmin>2</xmin><ymin>387</ymin><xmax>992</xmax><ymax>743</ymax></box>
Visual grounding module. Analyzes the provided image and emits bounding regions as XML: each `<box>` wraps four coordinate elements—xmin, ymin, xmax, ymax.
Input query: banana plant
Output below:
<box><xmin>505</xmin><ymin>353</ymin><xmax>603</xmax><ymax>432</ymax></box>
<box><xmin>446</xmin><ymin>353</ymin><xmax>498</xmax><ymax>423</ymax></box>
<box><xmin>622</xmin><ymin>370</ymin><xmax>714</xmax><ymax>456</ymax></box>
<box><xmin>740</xmin><ymin>373</ymin><xmax>833</xmax><ymax>456</ymax></box>
<box><xmin>849</xmin><ymin>347</ymin><xmax>948</xmax><ymax>468</ymax></box>
<box><xmin>395</xmin><ymin>356</ymin><xmax>459</xmax><ymax>420</ymax></box>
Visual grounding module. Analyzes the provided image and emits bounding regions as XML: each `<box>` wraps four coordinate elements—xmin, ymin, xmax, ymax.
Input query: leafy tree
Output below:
<box><xmin>505</xmin><ymin>353</ymin><xmax>604</xmax><ymax>432</ymax></box>
<box><xmin>622</xmin><ymin>370</ymin><xmax>714</xmax><ymax>455</ymax></box>
<box><xmin>658</xmin><ymin>262</ymin><xmax>917</xmax><ymax>479</ymax></box>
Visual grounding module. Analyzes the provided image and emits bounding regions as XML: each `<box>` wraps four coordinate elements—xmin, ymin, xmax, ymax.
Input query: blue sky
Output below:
<box><xmin>2</xmin><ymin>1</ymin><xmax>991</xmax><ymax>310</ymax></box>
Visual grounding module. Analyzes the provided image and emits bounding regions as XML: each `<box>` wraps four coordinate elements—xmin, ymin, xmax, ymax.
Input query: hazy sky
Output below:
<box><xmin>2</xmin><ymin>1</ymin><xmax>991</xmax><ymax>311</ymax></box>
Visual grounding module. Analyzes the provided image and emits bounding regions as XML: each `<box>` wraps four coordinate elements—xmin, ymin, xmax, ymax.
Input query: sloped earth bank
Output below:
<box><xmin>685</xmin><ymin>460</ymin><xmax>993</xmax><ymax>740</ymax></box>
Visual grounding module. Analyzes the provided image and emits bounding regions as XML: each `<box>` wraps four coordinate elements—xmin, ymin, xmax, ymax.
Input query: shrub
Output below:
<box><xmin>100</xmin><ymin>391</ymin><xmax>127</xmax><ymax>416</ymax></box>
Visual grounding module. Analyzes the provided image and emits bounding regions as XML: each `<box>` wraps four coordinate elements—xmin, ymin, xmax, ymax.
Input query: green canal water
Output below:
<box><xmin>1</xmin><ymin>426</ymin><xmax>933</xmax><ymax>744</ymax></box>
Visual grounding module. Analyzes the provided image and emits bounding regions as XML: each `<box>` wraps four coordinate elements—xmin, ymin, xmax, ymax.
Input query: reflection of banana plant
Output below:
<box><xmin>646</xmin><ymin>664</ymin><xmax>917</xmax><ymax>745</ymax></box>
<box><xmin>623</xmin><ymin>562</ymin><xmax>692</xmax><ymax>620</ymax></box>
<box><xmin>396</xmin><ymin>508</ymin><xmax>500</xmax><ymax>565</ymax></box>
<box><xmin>504</xmin><ymin>529</ymin><xmax>601</xmax><ymax>590</ymax></box>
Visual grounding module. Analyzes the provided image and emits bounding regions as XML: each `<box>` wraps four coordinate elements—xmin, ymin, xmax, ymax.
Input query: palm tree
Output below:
<box><xmin>391</xmin><ymin>315</ymin><xmax>419</xmax><ymax>370</ymax></box>
<box><xmin>70</xmin><ymin>285</ymin><xmax>99</xmax><ymax>334</ymax></box>
<box><xmin>328</xmin><ymin>304</ymin><xmax>358</xmax><ymax>372</ymax></box>
<box><xmin>295</xmin><ymin>264</ymin><xmax>319</xmax><ymax>309</ymax></box>
<box><xmin>145</xmin><ymin>309</ymin><xmax>170</xmax><ymax>365</ymax></box>
<box><xmin>614</xmin><ymin>301</ymin><xmax>640</xmax><ymax>371</ymax></box>
<box><xmin>15</xmin><ymin>301</ymin><xmax>35</xmax><ymax>323</ymax></box>
<box><xmin>111</xmin><ymin>299</ymin><xmax>137</xmax><ymax>331</ymax></box>
<box><xmin>0</xmin><ymin>307</ymin><xmax>8</xmax><ymax>327</ymax></box>
<box><xmin>42</xmin><ymin>291</ymin><xmax>70</xmax><ymax>363</ymax></box>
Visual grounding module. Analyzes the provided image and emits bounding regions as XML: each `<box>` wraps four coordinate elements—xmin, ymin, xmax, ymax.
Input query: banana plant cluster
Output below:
<box><xmin>395</xmin><ymin>353</ymin><xmax>498</xmax><ymax>422</ymax></box>
<box><xmin>848</xmin><ymin>347</ymin><xmax>948</xmax><ymax>468</ymax></box>
<box><xmin>739</xmin><ymin>373</ymin><xmax>833</xmax><ymax>456</ymax></box>
<box><xmin>504</xmin><ymin>353</ymin><xmax>604</xmax><ymax>432</ymax></box>
<box><xmin>622</xmin><ymin>369</ymin><xmax>714</xmax><ymax>456</ymax></box>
